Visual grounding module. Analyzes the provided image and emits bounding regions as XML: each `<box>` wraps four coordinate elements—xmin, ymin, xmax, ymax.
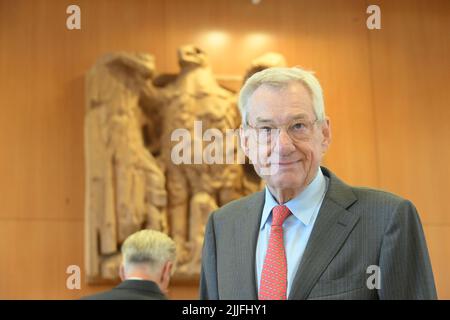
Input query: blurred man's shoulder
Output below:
<box><xmin>81</xmin><ymin>280</ymin><xmax>167</xmax><ymax>300</ymax></box>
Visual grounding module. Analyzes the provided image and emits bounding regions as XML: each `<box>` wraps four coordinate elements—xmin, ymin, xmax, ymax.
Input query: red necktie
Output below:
<box><xmin>259</xmin><ymin>205</ymin><xmax>291</xmax><ymax>300</ymax></box>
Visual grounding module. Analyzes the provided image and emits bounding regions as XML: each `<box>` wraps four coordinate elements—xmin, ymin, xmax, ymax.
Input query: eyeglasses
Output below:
<box><xmin>245</xmin><ymin>118</ymin><xmax>320</xmax><ymax>145</ymax></box>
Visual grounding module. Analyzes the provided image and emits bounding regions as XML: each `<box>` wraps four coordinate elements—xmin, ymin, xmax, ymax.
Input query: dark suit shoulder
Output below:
<box><xmin>351</xmin><ymin>185</ymin><xmax>407</xmax><ymax>207</ymax></box>
<box><xmin>321</xmin><ymin>166</ymin><xmax>409</xmax><ymax>214</ymax></box>
<box><xmin>348</xmin><ymin>185</ymin><xmax>420</xmax><ymax>229</ymax></box>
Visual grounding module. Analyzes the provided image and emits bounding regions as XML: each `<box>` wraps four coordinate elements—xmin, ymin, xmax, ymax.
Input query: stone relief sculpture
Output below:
<box><xmin>243</xmin><ymin>51</ymin><xmax>287</xmax><ymax>82</ymax></box>
<box><xmin>84</xmin><ymin>52</ymin><xmax>167</xmax><ymax>280</ymax></box>
<box><xmin>84</xmin><ymin>47</ymin><xmax>286</xmax><ymax>281</ymax></box>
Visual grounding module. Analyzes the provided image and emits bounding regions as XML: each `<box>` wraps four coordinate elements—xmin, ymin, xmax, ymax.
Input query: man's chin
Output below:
<box><xmin>257</xmin><ymin>163</ymin><xmax>304</xmax><ymax>181</ymax></box>
<box><xmin>266</xmin><ymin>163</ymin><xmax>302</xmax><ymax>176</ymax></box>
<box><xmin>266</xmin><ymin>174</ymin><xmax>305</xmax><ymax>189</ymax></box>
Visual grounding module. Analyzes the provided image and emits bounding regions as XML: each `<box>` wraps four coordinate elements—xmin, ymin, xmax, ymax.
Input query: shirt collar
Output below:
<box><xmin>260</xmin><ymin>167</ymin><xmax>327</xmax><ymax>229</ymax></box>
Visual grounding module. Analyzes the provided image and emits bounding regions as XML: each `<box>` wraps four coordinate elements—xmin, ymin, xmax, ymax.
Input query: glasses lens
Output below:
<box><xmin>254</xmin><ymin>129</ymin><xmax>278</xmax><ymax>145</ymax></box>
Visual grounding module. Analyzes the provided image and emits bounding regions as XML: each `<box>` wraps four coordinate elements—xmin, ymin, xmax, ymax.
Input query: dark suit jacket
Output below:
<box><xmin>200</xmin><ymin>167</ymin><xmax>437</xmax><ymax>300</ymax></box>
<box><xmin>82</xmin><ymin>280</ymin><xmax>167</xmax><ymax>300</ymax></box>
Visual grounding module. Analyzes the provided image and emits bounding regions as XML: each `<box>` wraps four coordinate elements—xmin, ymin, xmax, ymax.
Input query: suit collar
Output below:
<box><xmin>229</xmin><ymin>191</ymin><xmax>265</xmax><ymax>299</ymax></box>
<box><xmin>319</xmin><ymin>166</ymin><xmax>358</xmax><ymax>209</ymax></box>
<box><xmin>288</xmin><ymin>166</ymin><xmax>359</xmax><ymax>299</ymax></box>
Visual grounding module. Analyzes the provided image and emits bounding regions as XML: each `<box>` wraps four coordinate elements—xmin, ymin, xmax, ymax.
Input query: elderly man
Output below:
<box><xmin>84</xmin><ymin>229</ymin><xmax>176</xmax><ymax>300</ymax></box>
<box><xmin>199</xmin><ymin>67</ymin><xmax>437</xmax><ymax>300</ymax></box>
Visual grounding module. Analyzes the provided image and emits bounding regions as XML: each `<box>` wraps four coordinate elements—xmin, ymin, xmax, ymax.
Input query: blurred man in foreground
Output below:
<box><xmin>84</xmin><ymin>229</ymin><xmax>176</xmax><ymax>300</ymax></box>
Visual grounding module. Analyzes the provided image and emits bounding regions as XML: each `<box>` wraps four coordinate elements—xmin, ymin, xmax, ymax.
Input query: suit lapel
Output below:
<box><xmin>288</xmin><ymin>168</ymin><xmax>359</xmax><ymax>300</ymax></box>
<box><xmin>231</xmin><ymin>191</ymin><xmax>265</xmax><ymax>299</ymax></box>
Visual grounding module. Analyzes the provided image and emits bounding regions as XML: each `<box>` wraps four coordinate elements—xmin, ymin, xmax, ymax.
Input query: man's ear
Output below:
<box><xmin>119</xmin><ymin>264</ymin><xmax>126</xmax><ymax>281</ymax></box>
<box><xmin>321</xmin><ymin>117</ymin><xmax>332</xmax><ymax>153</ymax></box>
<box><xmin>159</xmin><ymin>261</ymin><xmax>173</xmax><ymax>294</ymax></box>
<box><xmin>239</xmin><ymin>125</ymin><xmax>250</xmax><ymax>157</ymax></box>
<box><xmin>162</xmin><ymin>261</ymin><xmax>173</xmax><ymax>282</ymax></box>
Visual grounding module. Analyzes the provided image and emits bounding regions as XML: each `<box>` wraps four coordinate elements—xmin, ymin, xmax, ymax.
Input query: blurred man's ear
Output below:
<box><xmin>119</xmin><ymin>264</ymin><xmax>126</xmax><ymax>281</ymax></box>
<box><xmin>160</xmin><ymin>261</ymin><xmax>173</xmax><ymax>294</ymax></box>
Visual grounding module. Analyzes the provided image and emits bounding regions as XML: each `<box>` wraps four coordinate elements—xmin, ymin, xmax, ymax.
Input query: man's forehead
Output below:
<box><xmin>254</xmin><ymin>113</ymin><xmax>312</xmax><ymax>124</ymax></box>
<box><xmin>249</xmin><ymin>82</ymin><xmax>312</xmax><ymax>106</ymax></box>
<box><xmin>254</xmin><ymin>81</ymin><xmax>311</xmax><ymax>96</ymax></box>
<box><xmin>246</xmin><ymin>82</ymin><xmax>315</xmax><ymax>123</ymax></box>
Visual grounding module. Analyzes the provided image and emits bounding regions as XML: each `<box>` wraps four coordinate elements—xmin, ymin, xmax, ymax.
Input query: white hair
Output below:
<box><xmin>121</xmin><ymin>229</ymin><xmax>176</xmax><ymax>275</ymax></box>
<box><xmin>238</xmin><ymin>66</ymin><xmax>326</xmax><ymax>125</ymax></box>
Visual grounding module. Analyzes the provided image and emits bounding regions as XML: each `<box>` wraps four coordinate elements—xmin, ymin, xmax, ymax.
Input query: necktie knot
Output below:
<box><xmin>272</xmin><ymin>205</ymin><xmax>291</xmax><ymax>226</ymax></box>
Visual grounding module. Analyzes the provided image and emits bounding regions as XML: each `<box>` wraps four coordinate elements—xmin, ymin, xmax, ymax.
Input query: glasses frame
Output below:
<box><xmin>244</xmin><ymin>117</ymin><xmax>321</xmax><ymax>145</ymax></box>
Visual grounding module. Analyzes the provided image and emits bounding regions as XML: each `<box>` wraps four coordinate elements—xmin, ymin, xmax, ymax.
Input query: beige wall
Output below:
<box><xmin>0</xmin><ymin>0</ymin><xmax>448</xmax><ymax>299</ymax></box>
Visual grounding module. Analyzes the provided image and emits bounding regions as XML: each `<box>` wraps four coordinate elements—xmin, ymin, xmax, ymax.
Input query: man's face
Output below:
<box><xmin>240</xmin><ymin>82</ymin><xmax>331</xmax><ymax>193</ymax></box>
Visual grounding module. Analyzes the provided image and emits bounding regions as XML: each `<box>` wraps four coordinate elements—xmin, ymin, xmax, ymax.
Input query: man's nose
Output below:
<box><xmin>275</xmin><ymin>129</ymin><xmax>295</xmax><ymax>154</ymax></box>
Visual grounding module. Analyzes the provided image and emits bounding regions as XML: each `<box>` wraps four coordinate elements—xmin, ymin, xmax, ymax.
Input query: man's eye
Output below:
<box><xmin>258</xmin><ymin>126</ymin><xmax>273</xmax><ymax>132</ymax></box>
<box><xmin>292</xmin><ymin>122</ymin><xmax>306</xmax><ymax>130</ymax></box>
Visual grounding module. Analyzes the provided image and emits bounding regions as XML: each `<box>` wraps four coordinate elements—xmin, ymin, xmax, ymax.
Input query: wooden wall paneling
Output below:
<box><xmin>423</xmin><ymin>226</ymin><xmax>450</xmax><ymax>299</ymax></box>
<box><xmin>368</xmin><ymin>0</ymin><xmax>450</xmax><ymax>298</ymax></box>
<box><xmin>368</xmin><ymin>0</ymin><xmax>450</xmax><ymax>225</ymax></box>
<box><xmin>278</xmin><ymin>0</ymin><xmax>380</xmax><ymax>186</ymax></box>
<box><xmin>0</xmin><ymin>0</ymin><xmax>448</xmax><ymax>299</ymax></box>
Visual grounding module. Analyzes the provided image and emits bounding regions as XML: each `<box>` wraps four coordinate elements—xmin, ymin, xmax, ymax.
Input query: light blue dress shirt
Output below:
<box><xmin>256</xmin><ymin>167</ymin><xmax>329</xmax><ymax>297</ymax></box>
